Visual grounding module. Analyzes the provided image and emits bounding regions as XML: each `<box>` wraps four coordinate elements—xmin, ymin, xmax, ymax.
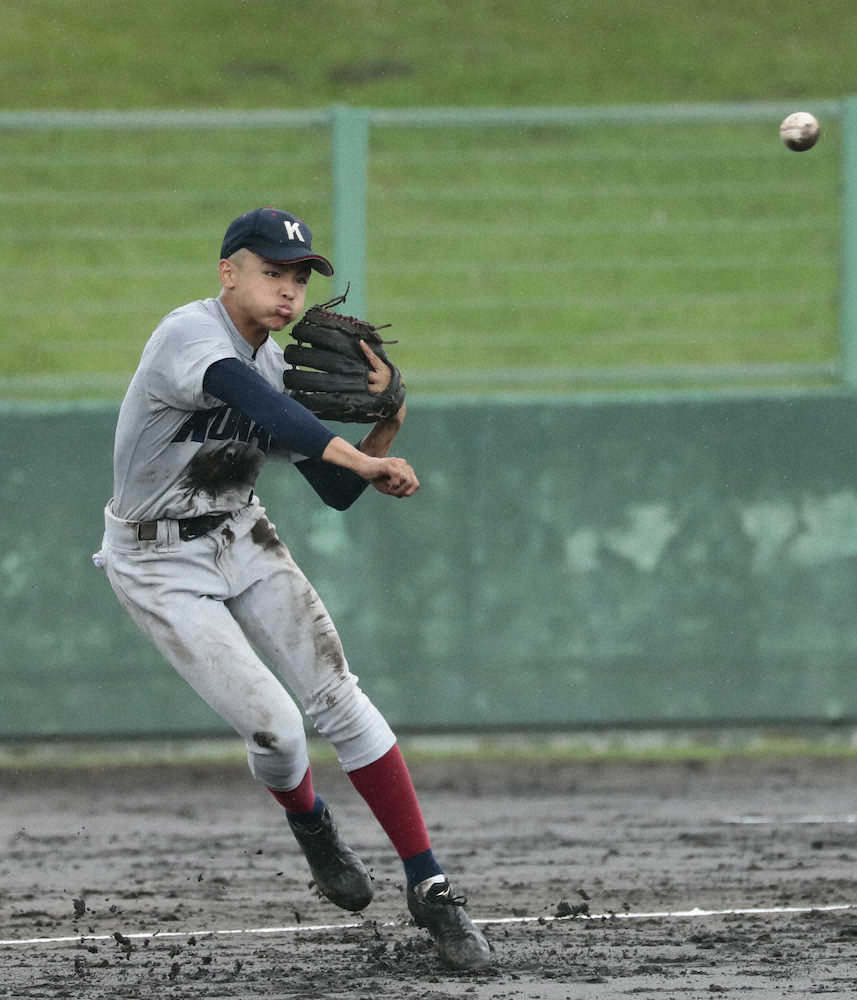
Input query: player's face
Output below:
<box><xmin>221</xmin><ymin>252</ymin><xmax>311</xmax><ymax>341</ymax></box>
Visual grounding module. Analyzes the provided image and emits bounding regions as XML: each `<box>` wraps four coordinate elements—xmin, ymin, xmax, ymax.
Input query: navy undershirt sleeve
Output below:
<box><xmin>293</xmin><ymin>455</ymin><xmax>370</xmax><ymax>511</ymax></box>
<box><xmin>203</xmin><ymin>357</ymin><xmax>334</xmax><ymax>459</ymax></box>
<box><xmin>203</xmin><ymin>357</ymin><xmax>369</xmax><ymax>510</ymax></box>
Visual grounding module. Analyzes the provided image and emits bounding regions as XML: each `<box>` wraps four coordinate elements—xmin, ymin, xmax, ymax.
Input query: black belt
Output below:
<box><xmin>137</xmin><ymin>511</ymin><xmax>232</xmax><ymax>542</ymax></box>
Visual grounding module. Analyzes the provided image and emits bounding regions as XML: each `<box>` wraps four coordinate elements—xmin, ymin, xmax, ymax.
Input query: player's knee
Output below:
<box><xmin>308</xmin><ymin>675</ymin><xmax>391</xmax><ymax>751</ymax></box>
<box><xmin>305</xmin><ymin>673</ymin><xmax>364</xmax><ymax>735</ymax></box>
<box><xmin>245</xmin><ymin>727</ymin><xmax>309</xmax><ymax>790</ymax></box>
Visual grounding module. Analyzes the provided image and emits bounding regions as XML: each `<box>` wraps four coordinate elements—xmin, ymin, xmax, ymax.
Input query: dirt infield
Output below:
<box><xmin>2</xmin><ymin>750</ymin><xmax>857</xmax><ymax>998</ymax></box>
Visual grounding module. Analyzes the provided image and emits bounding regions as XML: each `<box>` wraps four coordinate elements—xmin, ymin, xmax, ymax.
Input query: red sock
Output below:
<box><xmin>347</xmin><ymin>744</ymin><xmax>432</xmax><ymax>860</ymax></box>
<box><xmin>268</xmin><ymin>767</ymin><xmax>317</xmax><ymax>814</ymax></box>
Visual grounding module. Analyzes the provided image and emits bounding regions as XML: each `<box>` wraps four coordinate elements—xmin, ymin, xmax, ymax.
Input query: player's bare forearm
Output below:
<box><xmin>321</xmin><ymin>432</ymin><xmax>419</xmax><ymax>498</ymax></box>
<box><xmin>321</xmin><ymin>436</ymin><xmax>376</xmax><ymax>477</ymax></box>
<box><xmin>358</xmin><ymin>403</ymin><xmax>407</xmax><ymax>458</ymax></box>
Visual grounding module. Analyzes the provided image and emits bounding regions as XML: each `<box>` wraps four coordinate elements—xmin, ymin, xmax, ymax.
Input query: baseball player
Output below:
<box><xmin>96</xmin><ymin>207</ymin><xmax>490</xmax><ymax>971</ymax></box>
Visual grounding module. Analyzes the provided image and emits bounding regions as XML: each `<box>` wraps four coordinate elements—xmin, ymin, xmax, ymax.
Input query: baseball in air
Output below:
<box><xmin>779</xmin><ymin>111</ymin><xmax>820</xmax><ymax>152</ymax></box>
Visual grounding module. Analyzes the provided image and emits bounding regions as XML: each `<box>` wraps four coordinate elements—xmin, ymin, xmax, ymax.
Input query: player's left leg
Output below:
<box><xmin>346</xmin><ymin>743</ymin><xmax>491</xmax><ymax>969</ymax></box>
<box><xmin>227</xmin><ymin>510</ymin><xmax>490</xmax><ymax>968</ymax></box>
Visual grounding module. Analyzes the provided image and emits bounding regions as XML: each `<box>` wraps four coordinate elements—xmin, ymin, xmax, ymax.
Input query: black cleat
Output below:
<box><xmin>287</xmin><ymin>807</ymin><xmax>373</xmax><ymax>912</ymax></box>
<box><xmin>407</xmin><ymin>879</ymin><xmax>491</xmax><ymax>970</ymax></box>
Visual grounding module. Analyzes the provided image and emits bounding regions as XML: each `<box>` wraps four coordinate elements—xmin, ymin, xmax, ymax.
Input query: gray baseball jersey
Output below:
<box><xmin>111</xmin><ymin>295</ymin><xmax>301</xmax><ymax>522</ymax></box>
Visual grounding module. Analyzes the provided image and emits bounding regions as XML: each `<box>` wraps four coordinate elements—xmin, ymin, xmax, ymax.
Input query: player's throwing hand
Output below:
<box><xmin>365</xmin><ymin>456</ymin><xmax>419</xmax><ymax>497</ymax></box>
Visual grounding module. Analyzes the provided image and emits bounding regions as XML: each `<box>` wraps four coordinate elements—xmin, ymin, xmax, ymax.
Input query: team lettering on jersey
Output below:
<box><xmin>172</xmin><ymin>405</ymin><xmax>273</xmax><ymax>452</ymax></box>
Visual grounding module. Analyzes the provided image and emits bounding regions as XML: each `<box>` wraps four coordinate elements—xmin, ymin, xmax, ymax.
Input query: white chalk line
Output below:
<box><xmin>721</xmin><ymin>815</ymin><xmax>857</xmax><ymax>825</ymax></box>
<box><xmin>1</xmin><ymin>902</ymin><xmax>854</xmax><ymax>949</ymax></box>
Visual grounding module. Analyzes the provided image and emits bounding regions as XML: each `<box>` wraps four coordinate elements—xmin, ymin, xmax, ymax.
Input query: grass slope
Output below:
<box><xmin>4</xmin><ymin>1</ymin><xmax>857</xmax><ymax>110</ymax></box>
<box><xmin>0</xmin><ymin>1</ymin><xmax>851</xmax><ymax>398</ymax></box>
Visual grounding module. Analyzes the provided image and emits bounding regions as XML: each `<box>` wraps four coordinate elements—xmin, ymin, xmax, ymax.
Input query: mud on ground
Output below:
<box><xmin>2</xmin><ymin>753</ymin><xmax>857</xmax><ymax>998</ymax></box>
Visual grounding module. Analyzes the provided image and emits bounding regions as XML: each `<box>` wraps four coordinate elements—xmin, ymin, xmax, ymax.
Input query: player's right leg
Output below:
<box><xmin>105</xmin><ymin>555</ymin><xmax>305</xmax><ymax>776</ymax></box>
<box><xmin>100</xmin><ymin>516</ymin><xmax>372</xmax><ymax>912</ymax></box>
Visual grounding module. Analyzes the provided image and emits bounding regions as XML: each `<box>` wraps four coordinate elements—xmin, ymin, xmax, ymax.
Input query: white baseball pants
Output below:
<box><xmin>100</xmin><ymin>498</ymin><xmax>396</xmax><ymax>789</ymax></box>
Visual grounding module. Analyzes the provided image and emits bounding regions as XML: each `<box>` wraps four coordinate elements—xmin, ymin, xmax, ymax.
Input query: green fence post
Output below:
<box><xmin>841</xmin><ymin>96</ymin><xmax>857</xmax><ymax>388</ymax></box>
<box><xmin>331</xmin><ymin>104</ymin><xmax>369</xmax><ymax>318</ymax></box>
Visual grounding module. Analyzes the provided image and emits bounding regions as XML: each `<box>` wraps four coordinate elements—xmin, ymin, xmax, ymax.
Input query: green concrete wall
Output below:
<box><xmin>3</xmin><ymin>391</ymin><xmax>857</xmax><ymax>738</ymax></box>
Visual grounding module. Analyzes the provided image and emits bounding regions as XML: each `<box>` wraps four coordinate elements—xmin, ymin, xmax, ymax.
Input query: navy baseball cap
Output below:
<box><xmin>220</xmin><ymin>207</ymin><xmax>334</xmax><ymax>276</ymax></box>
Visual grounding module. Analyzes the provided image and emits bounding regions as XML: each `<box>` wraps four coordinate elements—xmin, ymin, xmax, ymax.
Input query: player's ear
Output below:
<box><xmin>219</xmin><ymin>257</ymin><xmax>238</xmax><ymax>289</ymax></box>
